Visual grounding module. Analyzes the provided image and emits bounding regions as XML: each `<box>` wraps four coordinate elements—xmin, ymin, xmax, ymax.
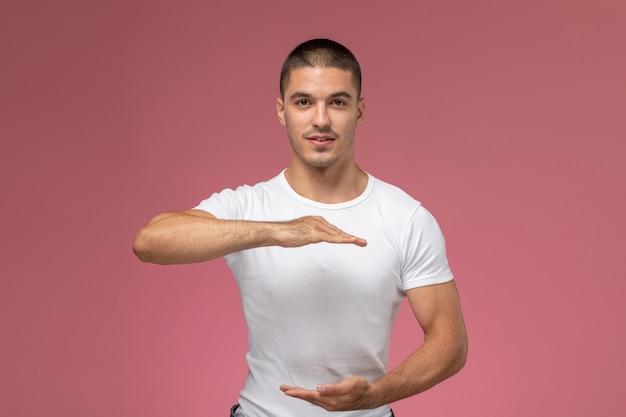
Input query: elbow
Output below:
<box><xmin>133</xmin><ymin>212</ymin><xmax>176</xmax><ymax>264</ymax></box>
<box><xmin>452</xmin><ymin>329</ymin><xmax>469</xmax><ymax>374</ymax></box>
<box><xmin>132</xmin><ymin>228</ymin><xmax>161</xmax><ymax>264</ymax></box>
<box><xmin>457</xmin><ymin>338</ymin><xmax>469</xmax><ymax>372</ymax></box>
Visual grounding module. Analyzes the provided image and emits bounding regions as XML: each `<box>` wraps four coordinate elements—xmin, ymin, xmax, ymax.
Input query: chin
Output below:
<box><xmin>307</xmin><ymin>158</ymin><xmax>339</xmax><ymax>168</ymax></box>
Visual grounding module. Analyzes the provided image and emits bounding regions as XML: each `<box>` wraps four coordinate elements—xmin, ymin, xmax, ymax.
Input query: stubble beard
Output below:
<box><xmin>292</xmin><ymin>136</ymin><xmax>355</xmax><ymax>169</ymax></box>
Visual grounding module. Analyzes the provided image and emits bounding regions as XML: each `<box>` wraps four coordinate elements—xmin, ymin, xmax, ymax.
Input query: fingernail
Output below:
<box><xmin>317</xmin><ymin>384</ymin><xmax>326</xmax><ymax>393</ymax></box>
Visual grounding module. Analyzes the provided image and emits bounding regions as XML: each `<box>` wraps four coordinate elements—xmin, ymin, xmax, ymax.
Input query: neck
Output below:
<box><xmin>284</xmin><ymin>162</ymin><xmax>368</xmax><ymax>204</ymax></box>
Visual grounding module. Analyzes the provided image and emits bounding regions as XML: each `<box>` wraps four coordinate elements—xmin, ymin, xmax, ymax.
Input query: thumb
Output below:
<box><xmin>316</xmin><ymin>384</ymin><xmax>329</xmax><ymax>394</ymax></box>
<box><xmin>316</xmin><ymin>382</ymin><xmax>344</xmax><ymax>395</ymax></box>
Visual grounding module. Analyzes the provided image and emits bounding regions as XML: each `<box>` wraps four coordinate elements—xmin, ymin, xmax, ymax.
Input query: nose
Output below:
<box><xmin>312</xmin><ymin>103</ymin><xmax>330</xmax><ymax>129</ymax></box>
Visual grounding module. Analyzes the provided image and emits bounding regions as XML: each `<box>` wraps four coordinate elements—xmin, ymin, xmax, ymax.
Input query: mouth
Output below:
<box><xmin>307</xmin><ymin>136</ymin><xmax>335</xmax><ymax>144</ymax></box>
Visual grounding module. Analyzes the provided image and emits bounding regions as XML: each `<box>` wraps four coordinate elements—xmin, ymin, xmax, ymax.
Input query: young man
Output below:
<box><xmin>133</xmin><ymin>38</ymin><xmax>467</xmax><ymax>417</ymax></box>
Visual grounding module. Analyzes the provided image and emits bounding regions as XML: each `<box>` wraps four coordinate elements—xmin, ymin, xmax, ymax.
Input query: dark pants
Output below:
<box><xmin>230</xmin><ymin>404</ymin><xmax>395</xmax><ymax>416</ymax></box>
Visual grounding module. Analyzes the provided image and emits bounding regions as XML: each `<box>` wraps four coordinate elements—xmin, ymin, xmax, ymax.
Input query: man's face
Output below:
<box><xmin>277</xmin><ymin>66</ymin><xmax>365</xmax><ymax>171</ymax></box>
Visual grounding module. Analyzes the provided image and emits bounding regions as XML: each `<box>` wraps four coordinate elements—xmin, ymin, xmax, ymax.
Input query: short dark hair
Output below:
<box><xmin>280</xmin><ymin>38</ymin><xmax>362</xmax><ymax>99</ymax></box>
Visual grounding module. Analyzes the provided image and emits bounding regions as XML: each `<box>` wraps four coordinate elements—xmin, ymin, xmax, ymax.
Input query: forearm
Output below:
<box><xmin>369</xmin><ymin>328</ymin><xmax>468</xmax><ymax>407</ymax></box>
<box><xmin>133</xmin><ymin>211</ymin><xmax>367</xmax><ymax>265</ymax></box>
<box><xmin>279</xmin><ymin>328</ymin><xmax>467</xmax><ymax>411</ymax></box>
<box><xmin>133</xmin><ymin>211</ymin><xmax>274</xmax><ymax>265</ymax></box>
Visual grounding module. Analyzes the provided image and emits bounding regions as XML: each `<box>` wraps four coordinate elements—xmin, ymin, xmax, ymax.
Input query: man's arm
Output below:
<box><xmin>280</xmin><ymin>280</ymin><xmax>468</xmax><ymax>410</ymax></box>
<box><xmin>133</xmin><ymin>209</ymin><xmax>367</xmax><ymax>265</ymax></box>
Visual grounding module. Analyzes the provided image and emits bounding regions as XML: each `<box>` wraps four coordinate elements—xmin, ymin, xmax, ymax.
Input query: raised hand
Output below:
<box><xmin>271</xmin><ymin>216</ymin><xmax>367</xmax><ymax>248</ymax></box>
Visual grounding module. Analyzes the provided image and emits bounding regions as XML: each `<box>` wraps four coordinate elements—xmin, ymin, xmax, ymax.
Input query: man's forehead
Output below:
<box><xmin>284</xmin><ymin>66</ymin><xmax>357</xmax><ymax>95</ymax></box>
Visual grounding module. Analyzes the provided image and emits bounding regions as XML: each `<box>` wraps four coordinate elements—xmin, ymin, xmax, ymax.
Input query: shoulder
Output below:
<box><xmin>368</xmin><ymin>174</ymin><xmax>423</xmax><ymax>212</ymax></box>
<box><xmin>367</xmin><ymin>175</ymin><xmax>444</xmax><ymax>234</ymax></box>
<box><xmin>194</xmin><ymin>171</ymin><xmax>284</xmax><ymax>218</ymax></box>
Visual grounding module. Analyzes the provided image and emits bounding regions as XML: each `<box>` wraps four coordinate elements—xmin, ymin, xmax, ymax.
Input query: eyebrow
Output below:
<box><xmin>289</xmin><ymin>91</ymin><xmax>353</xmax><ymax>100</ymax></box>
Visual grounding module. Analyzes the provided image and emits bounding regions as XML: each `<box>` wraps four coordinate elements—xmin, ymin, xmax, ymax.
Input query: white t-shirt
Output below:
<box><xmin>195</xmin><ymin>171</ymin><xmax>453</xmax><ymax>417</ymax></box>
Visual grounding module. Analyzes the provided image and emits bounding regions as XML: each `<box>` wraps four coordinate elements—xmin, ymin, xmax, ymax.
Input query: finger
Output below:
<box><xmin>319</xmin><ymin>376</ymin><xmax>367</xmax><ymax>395</ymax></box>
<box><xmin>332</xmin><ymin>228</ymin><xmax>368</xmax><ymax>247</ymax></box>
<box><xmin>324</xmin><ymin>230</ymin><xmax>368</xmax><ymax>246</ymax></box>
<box><xmin>280</xmin><ymin>386</ymin><xmax>321</xmax><ymax>401</ymax></box>
<box><xmin>280</xmin><ymin>385</ymin><xmax>310</xmax><ymax>395</ymax></box>
<box><xmin>302</xmin><ymin>217</ymin><xmax>368</xmax><ymax>247</ymax></box>
<box><xmin>316</xmin><ymin>382</ymin><xmax>345</xmax><ymax>395</ymax></box>
<box><xmin>348</xmin><ymin>236</ymin><xmax>368</xmax><ymax>247</ymax></box>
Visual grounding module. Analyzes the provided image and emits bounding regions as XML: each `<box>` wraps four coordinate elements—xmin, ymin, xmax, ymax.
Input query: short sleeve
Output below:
<box><xmin>193</xmin><ymin>188</ymin><xmax>241</xmax><ymax>220</ymax></box>
<box><xmin>401</xmin><ymin>206</ymin><xmax>454</xmax><ymax>291</ymax></box>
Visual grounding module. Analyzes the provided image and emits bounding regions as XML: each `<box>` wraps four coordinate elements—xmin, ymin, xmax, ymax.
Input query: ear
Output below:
<box><xmin>276</xmin><ymin>97</ymin><xmax>286</xmax><ymax>126</ymax></box>
<box><xmin>356</xmin><ymin>97</ymin><xmax>365</xmax><ymax>125</ymax></box>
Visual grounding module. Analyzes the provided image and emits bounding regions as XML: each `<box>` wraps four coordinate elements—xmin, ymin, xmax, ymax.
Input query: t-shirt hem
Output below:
<box><xmin>402</xmin><ymin>274</ymin><xmax>454</xmax><ymax>292</ymax></box>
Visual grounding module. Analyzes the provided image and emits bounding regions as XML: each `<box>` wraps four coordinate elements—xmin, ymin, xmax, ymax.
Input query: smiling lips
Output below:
<box><xmin>307</xmin><ymin>135</ymin><xmax>335</xmax><ymax>145</ymax></box>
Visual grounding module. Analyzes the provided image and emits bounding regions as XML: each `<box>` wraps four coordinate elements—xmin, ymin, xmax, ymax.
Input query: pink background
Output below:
<box><xmin>2</xmin><ymin>1</ymin><xmax>625</xmax><ymax>416</ymax></box>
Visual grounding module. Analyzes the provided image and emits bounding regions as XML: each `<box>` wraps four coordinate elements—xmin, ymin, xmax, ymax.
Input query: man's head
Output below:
<box><xmin>276</xmin><ymin>39</ymin><xmax>365</xmax><ymax>173</ymax></box>
<box><xmin>280</xmin><ymin>39</ymin><xmax>362</xmax><ymax>99</ymax></box>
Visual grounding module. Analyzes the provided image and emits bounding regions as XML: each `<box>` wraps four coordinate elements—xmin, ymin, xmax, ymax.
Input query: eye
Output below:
<box><xmin>296</xmin><ymin>99</ymin><xmax>310</xmax><ymax>106</ymax></box>
<box><xmin>331</xmin><ymin>99</ymin><xmax>346</xmax><ymax>106</ymax></box>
